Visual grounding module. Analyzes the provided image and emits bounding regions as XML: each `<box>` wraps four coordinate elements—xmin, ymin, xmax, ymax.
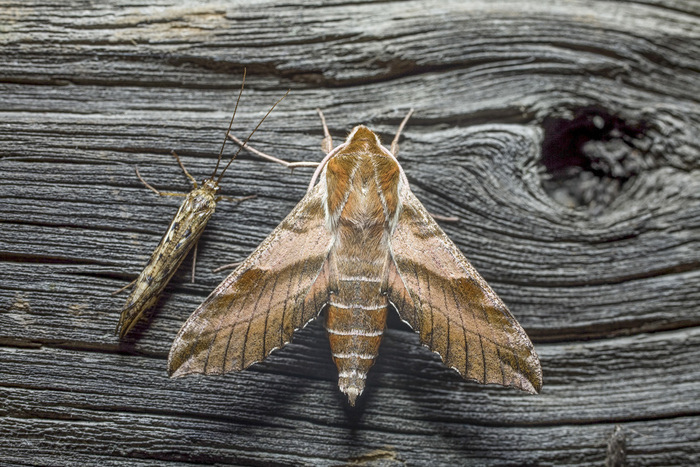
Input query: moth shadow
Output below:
<box><xmin>225</xmin><ymin>319</ymin><xmax>346</xmax><ymax>411</ymax></box>
<box><xmin>374</xmin><ymin>313</ymin><xmax>522</xmax><ymax>453</ymax></box>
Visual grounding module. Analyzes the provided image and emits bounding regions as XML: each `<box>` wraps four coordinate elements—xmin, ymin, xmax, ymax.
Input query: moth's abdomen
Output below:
<box><xmin>325</xmin><ymin>279</ymin><xmax>388</xmax><ymax>406</ymax></box>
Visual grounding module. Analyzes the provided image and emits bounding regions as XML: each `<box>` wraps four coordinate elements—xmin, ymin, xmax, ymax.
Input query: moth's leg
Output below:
<box><xmin>316</xmin><ymin>108</ymin><xmax>333</xmax><ymax>153</ymax></box>
<box><xmin>390</xmin><ymin>108</ymin><xmax>415</xmax><ymax>156</ymax></box>
<box><xmin>227</xmin><ymin>134</ymin><xmax>319</xmax><ymax>170</ymax></box>
<box><xmin>430</xmin><ymin>213</ymin><xmax>460</xmax><ymax>222</ymax></box>
<box><xmin>112</xmin><ymin>279</ymin><xmax>136</xmax><ymax>296</ymax></box>
<box><xmin>135</xmin><ymin>167</ymin><xmax>187</xmax><ymax>197</ymax></box>
<box><xmin>387</xmin><ymin>109</ymin><xmax>456</xmax><ymax>222</ymax></box>
<box><xmin>171</xmin><ymin>150</ymin><xmax>198</xmax><ymax>189</ymax></box>
<box><xmin>191</xmin><ymin>243</ymin><xmax>198</xmax><ymax>283</ymax></box>
<box><xmin>212</xmin><ymin>261</ymin><xmax>242</xmax><ymax>273</ymax></box>
<box><xmin>216</xmin><ymin>194</ymin><xmax>257</xmax><ymax>203</ymax></box>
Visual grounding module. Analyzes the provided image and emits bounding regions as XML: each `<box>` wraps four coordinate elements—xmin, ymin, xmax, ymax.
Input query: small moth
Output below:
<box><xmin>116</xmin><ymin>70</ymin><xmax>288</xmax><ymax>338</ymax></box>
<box><xmin>168</xmin><ymin>112</ymin><xmax>542</xmax><ymax>405</ymax></box>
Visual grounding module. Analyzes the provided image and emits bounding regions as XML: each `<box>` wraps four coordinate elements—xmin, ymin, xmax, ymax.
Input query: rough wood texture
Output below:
<box><xmin>1</xmin><ymin>0</ymin><xmax>699</xmax><ymax>465</ymax></box>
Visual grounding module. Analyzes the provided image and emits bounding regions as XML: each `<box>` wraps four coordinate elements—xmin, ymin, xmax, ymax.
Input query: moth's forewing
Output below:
<box><xmin>387</xmin><ymin>186</ymin><xmax>542</xmax><ymax>393</ymax></box>
<box><xmin>116</xmin><ymin>187</ymin><xmax>216</xmax><ymax>337</ymax></box>
<box><xmin>167</xmin><ymin>183</ymin><xmax>333</xmax><ymax>377</ymax></box>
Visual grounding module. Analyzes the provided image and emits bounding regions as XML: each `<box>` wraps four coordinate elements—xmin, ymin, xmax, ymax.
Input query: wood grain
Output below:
<box><xmin>1</xmin><ymin>0</ymin><xmax>699</xmax><ymax>465</ymax></box>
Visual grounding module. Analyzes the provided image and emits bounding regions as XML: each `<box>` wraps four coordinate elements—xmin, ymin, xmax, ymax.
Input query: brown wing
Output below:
<box><xmin>387</xmin><ymin>186</ymin><xmax>542</xmax><ymax>393</ymax></box>
<box><xmin>168</xmin><ymin>183</ymin><xmax>333</xmax><ymax>377</ymax></box>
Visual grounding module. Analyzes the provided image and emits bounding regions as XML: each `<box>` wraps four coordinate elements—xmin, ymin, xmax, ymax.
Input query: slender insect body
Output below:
<box><xmin>117</xmin><ymin>184</ymin><xmax>218</xmax><ymax>337</ymax></box>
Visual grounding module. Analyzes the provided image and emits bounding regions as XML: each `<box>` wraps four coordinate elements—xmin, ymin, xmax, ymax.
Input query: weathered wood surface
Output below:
<box><xmin>1</xmin><ymin>0</ymin><xmax>699</xmax><ymax>465</ymax></box>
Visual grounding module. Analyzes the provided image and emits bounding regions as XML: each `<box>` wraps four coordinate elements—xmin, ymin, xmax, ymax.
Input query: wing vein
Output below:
<box><xmin>241</xmin><ymin>271</ymin><xmax>272</xmax><ymax>367</ymax></box>
<box><xmin>261</xmin><ymin>273</ymin><xmax>281</xmax><ymax>359</ymax></box>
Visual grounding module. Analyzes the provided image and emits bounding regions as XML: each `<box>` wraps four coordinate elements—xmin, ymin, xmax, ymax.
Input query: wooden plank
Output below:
<box><xmin>1</xmin><ymin>326</ymin><xmax>699</xmax><ymax>465</ymax></box>
<box><xmin>1</xmin><ymin>0</ymin><xmax>699</xmax><ymax>465</ymax></box>
<box><xmin>3</xmin><ymin>324</ymin><xmax>700</xmax><ymax>424</ymax></box>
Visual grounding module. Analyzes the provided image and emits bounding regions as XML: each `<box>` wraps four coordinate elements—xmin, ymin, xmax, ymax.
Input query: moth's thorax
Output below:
<box><xmin>324</xmin><ymin>126</ymin><xmax>401</xmax><ymax>243</ymax></box>
<box><xmin>186</xmin><ymin>182</ymin><xmax>219</xmax><ymax>213</ymax></box>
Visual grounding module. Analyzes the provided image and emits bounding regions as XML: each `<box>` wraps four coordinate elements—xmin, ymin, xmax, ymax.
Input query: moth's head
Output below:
<box><xmin>342</xmin><ymin>126</ymin><xmax>391</xmax><ymax>160</ymax></box>
<box><xmin>346</xmin><ymin>125</ymin><xmax>382</xmax><ymax>145</ymax></box>
<box><xmin>200</xmin><ymin>179</ymin><xmax>220</xmax><ymax>193</ymax></box>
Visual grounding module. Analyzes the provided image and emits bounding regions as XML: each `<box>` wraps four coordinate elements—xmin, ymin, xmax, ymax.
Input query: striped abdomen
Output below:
<box><xmin>326</xmin><ymin>264</ymin><xmax>388</xmax><ymax>406</ymax></box>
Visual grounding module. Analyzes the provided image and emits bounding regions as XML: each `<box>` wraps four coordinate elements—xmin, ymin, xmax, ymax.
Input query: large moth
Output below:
<box><xmin>116</xmin><ymin>71</ymin><xmax>288</xmax><ymax>338</ymax></box>
<box><xmin>168</xmin><ymin>113</ymin><xmax>542</xmax><ymax>405</ymax></box>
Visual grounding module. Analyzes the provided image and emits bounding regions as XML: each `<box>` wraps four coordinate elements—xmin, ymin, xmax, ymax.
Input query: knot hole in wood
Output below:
<box><xmin>539</xmin><ymin>106</ymin><xmax>651</xmax><ymax>213</ymax></box>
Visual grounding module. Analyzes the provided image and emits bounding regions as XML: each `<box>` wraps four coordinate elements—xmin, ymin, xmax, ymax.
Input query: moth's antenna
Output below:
<box><xmin>217</xmin><ymin>89</ymin><xmax>290</xmax><ymax>183</ymax></box>
<box><xmin>211</xmin><ymin>68</ymin><xmax>247</xmax><ymax>179</ymax></box>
